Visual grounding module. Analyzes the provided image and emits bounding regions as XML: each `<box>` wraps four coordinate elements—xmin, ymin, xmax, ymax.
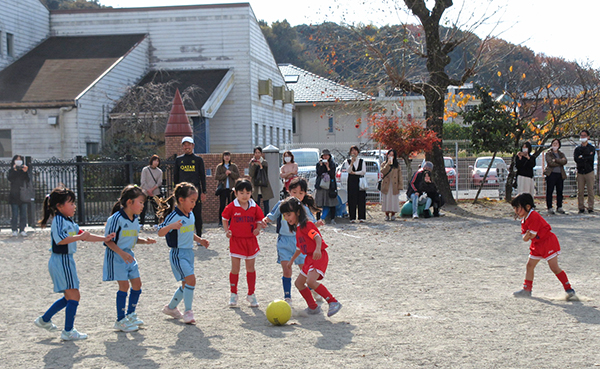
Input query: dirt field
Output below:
<box><xmin>1</xmin><ymin>197</ymin><xmax>600</xmax><ymax>368</ymax></box>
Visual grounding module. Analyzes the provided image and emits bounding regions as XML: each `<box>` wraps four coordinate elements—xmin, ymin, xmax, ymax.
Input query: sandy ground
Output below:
<box><xmin>1</xmin><ymin>196</ymin><xmax>600</xmax><ymax>368</ymax></box>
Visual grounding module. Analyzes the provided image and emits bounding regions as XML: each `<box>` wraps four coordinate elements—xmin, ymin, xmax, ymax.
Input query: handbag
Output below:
<box><xmin>320</xmin><ymin>173</ymin><xmax>331</xmax><ymax>190</ymax></box>
<box><xmin>377</xmin><ymin>168</ymin><xmax>392</xmax><ymax>191</ymax></box>
<box><xmin>215</xmin><ymin>182</ymin><xmax>225</xmax><ymax>196</ymax></box>
<box><xmin>20</xmin><ymin>180</ymin><xmax>35</xmax><ymax>203</ymax></box>
<box><xmin>254</xmin><ymin>167</ymin><xmax>268</xmax><ymax>187</ymax></box>
<box><xmin>359</xmin><ymin>176</ymin><xmax>368</xmax><ymax>191</ymax></box>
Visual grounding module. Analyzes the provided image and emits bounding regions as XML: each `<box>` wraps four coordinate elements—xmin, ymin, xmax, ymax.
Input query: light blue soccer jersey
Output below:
<box><xmin>267</xmin><ymin>201</ymin><xmax>316</xmax><ymax>237</ymax></box>
<box><xmin>51</xmin><ymin>212</ymin><xmax>80</xmax><ymax>254</ymax></box>
<box><xmin>104</xmin><ymin>209</ymin><xmax>140</xmax><ymax>251</ymax></box>
<box><xmin>159</xmin><ymin>207</ymin><xmax>195</xmax><ymax>249</ymax></box>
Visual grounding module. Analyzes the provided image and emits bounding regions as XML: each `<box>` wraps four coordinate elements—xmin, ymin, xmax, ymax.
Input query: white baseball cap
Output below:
<box><xmin>181</xmin><ymin>137</ymin><xmax>194</xmax><ymax>144</ymax></box>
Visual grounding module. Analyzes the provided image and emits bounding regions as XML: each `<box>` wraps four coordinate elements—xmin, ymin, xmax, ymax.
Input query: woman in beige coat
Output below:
<box><xmin>380</xmin><ymin>149</ymin><xmax>404</xmax><ymax>221</ymax></box>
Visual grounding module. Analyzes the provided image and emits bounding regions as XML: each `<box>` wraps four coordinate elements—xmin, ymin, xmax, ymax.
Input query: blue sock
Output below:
<box><xmin>116</xmin><ymin>290</ymin><xmax>127</xmax><ymax>321</ymax></box>
<box><xmin>42</xmin><ymin>297</ymin><xmax>67</xmax><ymax>322</ymax></box>
<box><xmin>282</xmin><ymin>276</ymin><xmax>292</xmax><ymax>299</ymax></box>
<box><xmin>168</xmin><ymin>287</ymin><xmax>184</xmax><ymax>309</ymax></box>
<box><xmin>127</xmin><ymin>289</ymin><xmax>142</xmax><ymax>314</ymax></box>
<box><xmin>183</xmin><ymin>285</ymin><xmax>195</xmax><ymax>312</ymax></box>
<box><xmin>64</xmin><ymin>300</ymin><xmax>79</xmax><ymax>332</ymax></box>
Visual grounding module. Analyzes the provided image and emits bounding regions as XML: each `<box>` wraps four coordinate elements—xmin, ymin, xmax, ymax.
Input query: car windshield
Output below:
<box><xmin>476</xmin><ymin>158</ymin><xmax>504</xmax><ymax>169</ymax></box>
<box><xmin>444</xmin><ymin>158</ymin><xmax>454</xmax><ymax>168</ymax></box>
<box><xmin>293</xmin><ymin>151</ymin><xmax>319</xmax><ymax>167</ymax></box>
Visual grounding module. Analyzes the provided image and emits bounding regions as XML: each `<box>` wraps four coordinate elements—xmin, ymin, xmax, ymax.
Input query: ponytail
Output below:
<box><xmin>38</xmin><ymin>185</ymin><xmax>76</xmax><ymax>228</ymax></box>
<box><xmin>157</xmin><ymin>182</ymin><xmax>198</xmax><ymax>222</ymax></box>
<box><xmin>112</xmin><ymin>184</ymin><xmax>146</xmax><ymax>215</ymax></box>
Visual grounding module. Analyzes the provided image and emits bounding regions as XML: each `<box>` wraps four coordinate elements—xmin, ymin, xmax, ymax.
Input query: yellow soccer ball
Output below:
<box><xmin>266</xmin><ymin>299</ymin><xmax>292</xmax><ymax>326</ymax></box>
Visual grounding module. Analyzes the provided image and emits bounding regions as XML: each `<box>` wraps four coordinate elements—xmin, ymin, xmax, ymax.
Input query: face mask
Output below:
<box><xmin>522</xmin><ymin>148</ymin><xmax>528</xmax><ymax>153</ymax></box>
<box><xmin>14</xmin><ymin>160</ymin><xmax>23</xmax><ymax>166</ymax></box>
<box><xmin>551</xmin><ymin>146</ymin><xmax>558</xmax><ymax>151</ymax></box>
<box><xmin>284</xmin><ymin>156</ymin><xmax>291</xmax><ymax>163</ymax></box>
<box><xmin>388</xmin><ymin>155</ymin><xmax>394</xmax><ymax>159</ymax></box>
<box><xmin>581</xmin><ymin>137</ymin><xmax>588</xmax><ymax>143</ymax></box>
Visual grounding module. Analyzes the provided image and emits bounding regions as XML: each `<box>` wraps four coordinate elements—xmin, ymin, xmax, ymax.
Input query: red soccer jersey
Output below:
<box><xmin>222</xmin><ymin>199</ymin><xmax>264</xmax><ymax>238</ymax></box>
<box><xmin>521</xmin><ymin>209</ymin><xmax>553</xmax><ymax>244</ymax></box>
<box><xmin>296</xmin><ymin>221</ymin><xmax>328</xmax><ymax>256</ymax></box>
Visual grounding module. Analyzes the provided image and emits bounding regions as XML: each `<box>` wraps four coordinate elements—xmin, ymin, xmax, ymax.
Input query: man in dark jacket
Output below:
<box><xmin>174</xmin><ymin>137</ymin><xmax>207</xmax><ymax>238</ymax></box>
<box><xmin>406</xmin><ymin>161</ymin><xmax>433</xmax><ymax>219</ymax></box>
<box><xmin>574</xmin><ymin>130</ymin><xmax>596</xmax><ymax>213</ymax></box>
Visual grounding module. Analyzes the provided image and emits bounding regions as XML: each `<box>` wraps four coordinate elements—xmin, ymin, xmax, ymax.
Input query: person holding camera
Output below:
<box><xmin>7</xmin><ymin>155</ymin><xmax>30</xmax><ymax>237</ymax></box>
<box><xmin>315</xmin><ymin>149</ymin><xmax>338</xmax><ymax>224</ymax></box>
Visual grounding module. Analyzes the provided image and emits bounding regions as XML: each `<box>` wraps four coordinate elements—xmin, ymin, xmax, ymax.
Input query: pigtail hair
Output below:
<box><xmin>111</xmin><ymin>201</ymin><xmax>122</xmax><ymax>215</ymax></box>
<box><xmin>301</xmin><ymin>193</ymin><xmax>320</xmax><ymax>214</ymax></box>
<box><xmin>38</xmin><ymin>185</ymin><xmax>76</xmax><ymax>228</ymax></box>
<box><xmin>39</xmin><ymin>195</ymin><xmax>53</xmax><ymax>228</ymax></box>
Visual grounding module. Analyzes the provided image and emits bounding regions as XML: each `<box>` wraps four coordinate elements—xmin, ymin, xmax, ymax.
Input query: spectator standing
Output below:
<box><xmin>280</xmin><ymin>150</ymin><xmax>298</xmax><ymax>193</ymax></box>
<box><xmin>574</xmin><ymin>130</ymin><xmax>596</xmax><ymax>213</ymax></box>
<box><xmin>315</xmin><ymin>149</ymin><xmax>338</xmax><ymax>224</ymax></box>
<box><xmin>174</xmin><ymin>137</ymin><xmax>207</xmax><ymax>239</ymax></box>
<box><xmin>140</xmin><ymin>154</ymin><xmax>163</xmax><ymax>229</ymax></box>
<box><xmin>515</xmin><ymin>141</ymin><xmax>536</xmax><ymax>196</ymax></box>
<box><xmin>543</xmin><ymin>139</ymin><xmax>567</xmax><ymax>215</ymax></box>
<box><xmin>249</xmin><ymin>146</ymin><xmax>274</xmax><ymax>214</ymax></box>
<box><xmin>7</xmin><ymin>154</ymin><xmax>30</xmax><ymax>237</ymax></box>
<box><xmin>342</xmin><ymin>145</ymin><xmax>367</xmax><ymax>223</ymax></box>
<box><xmin>380</xmin><ymin>149</ymin><xmax>403</xmax><ymax>221</ymax></box>
<box><xmin>215</xmin><ymin>151</ymin><xmax>240</xmax><ymax>226</ymax></box>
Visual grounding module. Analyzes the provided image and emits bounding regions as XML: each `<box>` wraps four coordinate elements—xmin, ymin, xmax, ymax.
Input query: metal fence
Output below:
<box><xmin>0</xmin><ymin>156</ymin><xmax>175</xmax><ymax>228</ymax></box>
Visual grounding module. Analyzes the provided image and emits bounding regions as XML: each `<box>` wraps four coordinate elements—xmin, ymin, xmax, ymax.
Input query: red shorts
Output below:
<box><xmin>529</xmin><ymin>233</ymin><xmax>561</xmax><ymax>260</ymax></box>
<box><xmin>230</xmin><ymin>237</ymin><xmax>260</xmax><ymax>259</ymax></box>
<box><xmin>300</xmin><ymin>250</ymin><xmax>329</xmax><ymax>279</ymax></box>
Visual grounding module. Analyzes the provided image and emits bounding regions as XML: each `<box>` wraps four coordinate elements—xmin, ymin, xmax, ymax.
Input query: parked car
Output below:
<box><xmin>290</xmin><ymin>148</ymin><xmax>321</xmax><ymax>192</ymax></box>
<box><xmin>421</xmin><ymin>157</ymin><xmax>458</xmax><ymax>186</ymax></box>
<box><xmin>469</xmin><ymin>156</ymin><xmax>507</xmax><ymax>188</ymax></box>
<box><xmin>335</xmin><ymin>158</ymin><xmax>382</xmax><ymax>202</ymax></box>
<box><xmin>360</xmin><ymin>149</ymin><xmax>387</xmax><ymax>164</ymax></box>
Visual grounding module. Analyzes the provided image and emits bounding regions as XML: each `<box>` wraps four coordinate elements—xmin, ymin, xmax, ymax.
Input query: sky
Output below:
<box><xmin>98</xmin><ymin>0</ymin><xmax>599</xmax><ymax>68</ymax></box>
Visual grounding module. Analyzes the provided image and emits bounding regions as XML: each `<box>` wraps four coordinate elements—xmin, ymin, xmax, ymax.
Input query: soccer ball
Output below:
<box><xmin>266</xmin><ymin>299</ymin><xmax>292</xmax><ymax>326</ymax></box>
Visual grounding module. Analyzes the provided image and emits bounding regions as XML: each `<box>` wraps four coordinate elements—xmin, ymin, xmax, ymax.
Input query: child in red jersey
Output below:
<box><xmin>222</xmin><ymin>179</ymin><xmax>265</xmax><ymax>308</ymax></box>
<box><xmin>281</xmin><ymin>196</ymin><xmax>342</xmax><ymax>317</ymax></box>
<box><xmin>512</xmin><ymin>193</ymin><xmax>576</xmax><ymax>300</ymax></box>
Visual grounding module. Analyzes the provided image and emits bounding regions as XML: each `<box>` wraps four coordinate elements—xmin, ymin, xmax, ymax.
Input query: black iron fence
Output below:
<box><xmin>0</xmin><ymin>156</ymin><xmax>175</xmax><ymax>228</ymax></box>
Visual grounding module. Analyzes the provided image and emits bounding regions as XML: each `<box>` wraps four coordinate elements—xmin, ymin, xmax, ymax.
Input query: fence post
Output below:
<box><xmin>25</xmin><ymin>156</ymin><xmax>35</xmax><ymax>228</ymax></box>
<box><xmin>76</xmin><ymin>156</ymin><xmax>86</xmax><ymax>225</ymax></box>
<box><xmin>125</xmin><ymin>154</ymin><xmax>133</xmax><ymax>184</ymax></box>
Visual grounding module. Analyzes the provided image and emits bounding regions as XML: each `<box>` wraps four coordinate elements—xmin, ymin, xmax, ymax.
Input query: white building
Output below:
<box><xmin>0</xmin><ymin>1</ymin><xmax>292</xmax><ymax>159</ymax></box>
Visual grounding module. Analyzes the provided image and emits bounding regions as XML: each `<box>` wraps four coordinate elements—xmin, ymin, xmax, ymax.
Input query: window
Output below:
<box><xmin>276</xmin><ymin>127</ymin><xmax>280</xmax><ymax>147</ymax></box>
<box><xmin>254</xmin><ymin>124</ymin><xmax>259</xmax><ymax>146</ymax></box>
<box><xmin>292</xmin><ymin>115</ymin><xmax>296</xmax><ymax>134</ymax></box>
<box><xmin>0</xmin><ymin>130</ymin><xmax>12</xmax><ymax>158</ymax></box>
<box><xmin>328</xmin><ymin>116</ymin><xmax>334</xmax><ymax>133</ymax></box>
<box><xmin>269</xmin><ymin>126</ymin><xmax>273</xmax><ymax>146</ymax></box>
<box><xmin>288</xmin><ymin>129</ymin><xmax>291</xmax><ymax>143</ymax></box>
<box><xmin>262</xmin><ymin>124</ymin><xmax>267</xmax><ymax>147</ymax></box>
<box><xmin>6</xmin><ymin>33</ymin><xmax>14</xmax><ymax>57</ymax></box>
<box><xmin>86</xmin><ymin>142</ymin><xmax>99</xmax><ymax>156</ymax></box>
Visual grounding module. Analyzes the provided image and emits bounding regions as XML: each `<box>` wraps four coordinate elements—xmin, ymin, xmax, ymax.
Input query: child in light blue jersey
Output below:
<box><xmin>34</xmin><ymin>186</ymin><xmax>115</xmax><ymax>341</ymax></box>
<box><xmin>262</xmin><ymin>178</ymin><xmax>322</xmax><ymax>305</ymax></box>
<box><xmin>104</xmin><ymin>185</ymin><xmax>156</xmax><ymax>332</ymax></box>
<box><xmin>158</xmin><ymin>182</ymin><xmax>209</xmax><ymax>325</ymax></box>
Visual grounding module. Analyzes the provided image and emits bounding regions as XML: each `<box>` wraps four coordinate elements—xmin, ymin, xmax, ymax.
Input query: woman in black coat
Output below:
<box><xmin>7</xmin><ymin>155</ymin><xmax>30</xmax><ymax>237</ymax></box>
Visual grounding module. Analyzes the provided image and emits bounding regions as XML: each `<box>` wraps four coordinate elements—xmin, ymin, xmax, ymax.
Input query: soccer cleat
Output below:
<box><xmin>34</xmin><ymin>316</ymin><xmax>58</xmax><ymax>332</ymax></box>
<box><xmin>327</xmin><ymin>301</ymin><xmax>343</xmax><ymax>317</ymax></box>
<box><xmin>126</xmin><ymin>312</ymin><xmax>144</xmax><ymax>326</ymax></box>
<box><xmin>162</xmin><ymin>305</ymin><xmax>183</xmax><ymax>319</ymax></box>
<box><xmin>246</xmin><ymin>294</ymin><xmax>259</xmax><ymax>307</ymax></box>
<box><xmin>114</xmin><ymin>317</ymin><xmax>139</xmax><ymax>332</ymax></box>
<box><xmin>556</xmin><ymin>207</ymin><xmax>565</xmax><ymax>214</ymax></box>
<box><xmin>183</xmin><ymin>310</ymin><xmax>196</xmax><ymax>324</ymax></box>
<box><xmin>566</xmin><ymin>289</ymin><xmax>577</xmax><ymax>301</ymax></box>
<box><xmin>61</xmin><ymin>328</ymin><xmax>88</xmax><ymax>341</ymax></box>
<box><xmin>229</xmin><ymin>293</ymin><xmax>238</xmax><ymax>307</ymax></box>
<box><xmin>20</xmin><ymin>231</ymin><xmax>28</xmax><ymax>237</ymax></box>
<box><xmin>284</xmin><ymin>297</ymin><xmax>292</xmax><ymax>306</ymax></box>
<box><xmin>513</xmin><ymin>289</ymin><xmax>532</xmax><ymax>298</ymax></box>
<box><xmin>305</xmin><ymin>305</ymin><xmax>322</xmax><ymax>315</ymax></box>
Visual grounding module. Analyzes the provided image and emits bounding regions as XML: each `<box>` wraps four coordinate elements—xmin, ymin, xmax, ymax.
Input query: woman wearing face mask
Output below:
<box><xmin>543</xmin><ymin>139</ymin><xmax>567</xmax><ymax>215</ymax></box>
<box><xmin>515</xmin><ymin>141</ymin><xmax>536</xmax><ymax>196</ymax></box>
<box><xmin>380</xmin><ymin>149</ymin><xmax>403</xmax><ymax>221</ymax></box>
<box><xmin>7</xmin><ymin>155</ymin><xmax>30</xmax><ymax>237</ymax></box>
<box><xmin>280</xmin><ymin>150</ymin><xmax>298</xmax><ymax>194</ymax></box>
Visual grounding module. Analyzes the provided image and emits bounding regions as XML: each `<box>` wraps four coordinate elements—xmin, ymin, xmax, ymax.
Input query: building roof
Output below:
<box><xmin>133</xmin><ymin>69</ymin><xmax>231</xmax><ymax>112</ymax></box>
<box><xmin>0</xmin><ymin>34</ymin><xmax>147</xmax><ymax>108</ymax></box>
<box><xmin>278</xmin><ymin>64</ymin><xmax>371</xmax><ymax>103</ymax></box>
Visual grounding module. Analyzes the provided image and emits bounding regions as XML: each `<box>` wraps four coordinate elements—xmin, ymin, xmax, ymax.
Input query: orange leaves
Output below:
<box><xmin>522</xmin><ymin>73</ymin><xmax>526</xmax><ymax>79</ymax></box>
<box><xmin>367</xmin><ymin>115</ymin><xmax>440</xmax><ymax>157</ymax></box>
<box><xmin>509</xmin><ymin>66</ymin><xmax>513</xmax><ymax>72</ymax></box>
<box><xmin>497</xmin><ymin>71</ymin><xmax>502</xmax><ymax>77</ymax></box>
